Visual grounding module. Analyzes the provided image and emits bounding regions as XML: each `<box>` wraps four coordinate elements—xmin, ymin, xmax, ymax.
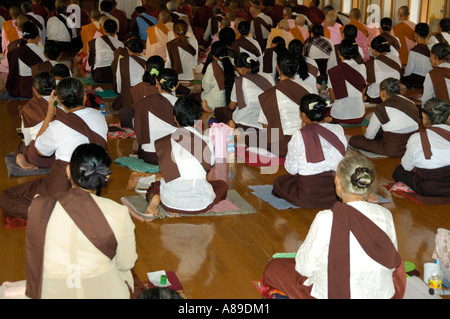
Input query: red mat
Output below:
<box><xmin>2</xmin><ymin>211</ymin><xmax>27</xmax><ymax>229</ymax></box>
<box><xmin>383</xmin><ymin>183</ymin><xmax>450</xmax><ymax>206</ymax></box>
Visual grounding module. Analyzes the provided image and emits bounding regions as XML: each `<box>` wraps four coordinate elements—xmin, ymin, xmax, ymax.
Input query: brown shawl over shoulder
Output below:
<box><xmin>429</xmin><ymin>67</ymin><xmax>450</xmax><ymax>102</ymax></box>
<box><xmin>373</xmin><ymin>95</ymin><xmax>419</xmax><ymax>125</ymax></box>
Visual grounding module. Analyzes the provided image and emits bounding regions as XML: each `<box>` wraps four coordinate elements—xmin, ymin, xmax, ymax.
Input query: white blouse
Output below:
<box><xmin>230</xmin><ymin>72</ymin><xmax>275</xmax><ymax>129</ymax></box>
<box><xmin>421</xmin><ymin>62</ymin><xmax>450</xmax><ymax>105</ymax></box>
<box><xmin>284</xmin><ymin>123</ymin><xmax>347</xmax><ymax>176</ymax></box>
<box><xmin>19</xmin><ymin>43</ymin><xmax>46</xmax><ymax>76</ymax></box>
<box><xmin>165</xmin><ymin>36</ymin><xmax>198</xmax><ymax>81</ymax></box>
<box><xmin>366</xmin><ymin>56</ymin><xmax>402</xmax><ymax>99</ymax></box>
<box><xmin>160</xmin><ymin>127</ymin><xmax>217</xmax><ymax>212</ymax></box>
<box><xmin>115</xmin><ymin>54</ymin><xmax>147</xmax><ymax>93</ymax></box>
<box><xmin>401</xmin><ymin>124</ymin><xmax>450</xmax><ymax>171</ymax></box>
<box><xmin>92</xmin><ymin>35</ymin><xmax>124</xmax><ymax>70</ymax></box>
<box><xmin>258</xmin><ymin>78</ymin><xmax>313</xmax><ymax>136</ymax></box>
<box><xmin>403</xmin><ymin>46</ymin><xmax>433</xmax><ymax>77</ymax></box>
<box><xmin>295</xmin><ymin>200</ymin><xmax>399</xmax><ymax>299</ymax></box>
<box><xmin>328</xmin><ymin>59</ymin><xmax>367</xmax><ymax>120</ymax></box>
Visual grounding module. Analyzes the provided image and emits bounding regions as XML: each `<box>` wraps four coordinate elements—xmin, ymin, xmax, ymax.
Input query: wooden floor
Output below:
<box><xmin>0</xmin><ymin>55</ymin><xmax>449</xmax><ymax>299</ymax></box>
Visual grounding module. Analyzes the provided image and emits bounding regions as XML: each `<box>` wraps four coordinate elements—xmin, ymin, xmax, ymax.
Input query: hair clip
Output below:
<box><xmin>308</xmin><ymin>101</ymin><xmax>318</xmax><ymax>110</ymax></box>
<box><xmin>246</xmin><ymin>57</ymin><xmax>253</xmax><ymax>64</ymax></box>
<box><xmin>150</xmin><ymin>68</ymin><xmax>159</xmax><ymax>76</ymax></box>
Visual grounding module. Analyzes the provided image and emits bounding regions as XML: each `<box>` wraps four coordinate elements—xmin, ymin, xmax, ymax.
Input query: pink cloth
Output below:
<box><xmin>325</xmin><ymin>23</ymin><xmax>342</xmax><ymax>45</ymax></box>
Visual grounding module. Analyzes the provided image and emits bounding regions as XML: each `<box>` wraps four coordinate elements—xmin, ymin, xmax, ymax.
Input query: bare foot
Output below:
<box><xmin>201</xmin><ymin>100</ymin><xmax>213</xmax><ymax>113</ymax></box>
<box><xmin>16</xmin><ymin>154</ymin><xmax>38</xmax><ymax>170</ymax></box>
<box><xmin>146</xmin><ymin>195</ymin><xmax>161</xmax><ymax>217</ymax></box>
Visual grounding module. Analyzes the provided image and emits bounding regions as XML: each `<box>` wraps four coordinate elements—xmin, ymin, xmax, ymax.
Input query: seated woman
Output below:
<box><xmin>258</xmin><ymin>51</ymin><xmax>314</xmax><ymax>158</ymax></box>
<box><xmin>421</xmin><ymin>43</ymin><xmax>450</xmax><ymax>104</ymax></box>
<box><xmin>289</xmin><ymin>39</ymin><xmax>318</xmax><ymax>94</ymax></box>
<box><xmin>146</xmin><ymin>95</ymin><xmax>228</xmax><ymax>216</ymax></box>
<box><xmin>0</xmin><ymin>78</ymin><xmax>108</xmax><ymax>220</ymax></box>
<box><xmin>51</xmin><ymin>63</ymin><xmax>71</xmax><ymax>83</ymax></box>
<box><xmin>327</xmin><ymin>24</ymin><xmax>364</xmax><ymax>72</ymax></box>
<box><xmin>15</xmin><ymin>72</ymin><xmax>57</xmax><ymax>170</ymax></box>
<box><xmin>393</xmin><ymin>98</ymin><xmax>450</xmax><ymax>199</ymax></box>
<box><xmin>302</xmin><ymin>24</ymin><xmax>335</xmax><ymax>84</ymax></box>
<box><xmin>214</xmin><ymin>52</ymin><xmax>274</xmax><ymax>135</ymax></box>
<box><xmin>112</xmin><ymin>36</ymin><xmax>147</xmax><ymax>112</ymax></box>
<box><xmin>133</xmin><ymin>68</ymin><xmax>179</xmax><ymax>165</ymax></box>
<box><xmin>31</xmin><ymin>40</ymin><xmax>62</xmax><ymax>78</ymax></box>
<box><xmin>201</xmin><ymin>40</ymin><xmax>236</xmax><ymax>113</ymax></box>
<box><xmin>272</xmin><ymin>94</ymin><xmax>347</xmax><ymax>209</ymax></box>
<box><xmin>401</xmin><ymin>23</ymin><xmax>433</xmax><ymax>90</ymax></box>
<box><xmin>26</xmin><ymin>143</ymin><xmax>138</xmax><ymax>299</ymax></box>
<box><xmin>165</xmin><ymin>19</ymin><xmax>198</xmax><ymax>81</ymax></box>
<box><xmin>263</xmin><ymin>153</ymin><xmax>406</xmax><ymax>299</ymax></box>
<box><xmin>349</xmin><ymin>78</ymin><xmax>419</xmax><ymax>157</ymax></box>
<box><xmin>261</xmin><ymin>36</ymin><xmax>288</xmax><ymax>83</ymax></box>
<box><xmin>328</xmin><ymin>39</ymin><xmax>367</xmax><ymax>124</ymax></box>
<box><xmin>118</xmin><ymin>55</ymin><xmax>164</xmax><ymax>129</ymax></box>
<box><xmin>365</xmin><ymin>35</ymin><xmax>403</xmax><ymax>104</ymax></box>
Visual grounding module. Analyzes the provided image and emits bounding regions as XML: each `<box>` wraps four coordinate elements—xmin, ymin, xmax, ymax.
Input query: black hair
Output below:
<box><xmin>379</xmin><ymin>77</ymin><xmax>400</xmax><ymax>96</ymax></box>
<box><xmin>32</xmin><ymin>72</ymin><xmax>56</xmax><ymax>96</ymax></box>
<box><xmin>100</xmin><ymin>0</ymin><xmax>113</xmax><ymax>12</ymax></box>
<box><xmin>103</xmin><ymin>19</ymin><xmax>118</xmax><ymax>34</ymax></box>
<box><xmin>235</xmin><ymin>52</ymin><xmax>260</xmax><ymax>73</ymax></box>
<box><xmin>311</xmin><ymin>24</ymin><xmax>324</xmax><ymax>37</ymax></box>
<box><xmin>237</xmin><ymin>20</ymin><xmax>250</xmax><ymax>36</ymax></box>
<box><xmin>21</xmin><ymin>2</ymin><xmax>33</xmax><ymax>13</ymax></box>
<box><xmin>380</xmin><ymin>17</ymin><xmax>392</xmax><ymax>32</ymax></box>
<box><xmin>135</xmin><ymin>6</ymin><xmax>146</xmax><ymax>14</ymax></box>
<box><xmin>439</xmin><ymin>18</ymin><xmax>450</xmax><ymax>32</ymax></box>
<box><xmin>142</xmin><ymin>55</ymin><xmax>165</xmax><ymax>84</ymax></box>
<box><xmin>44</xmin><ymin>40</ymin><xmax>62</xmax><ymax>60</ymax></box>
<box><xmin>277</xmin><ymin>50</ymin><xmax>299</xmax><ymax>78</ymax></box>
<box><xmin>342</xmin><ymin>24</ymin><xmax>357</xmax><ymax>41</ymax></box>
<box><xmin>300</xmin><ymin>94</ymin><xmax>328</xmax><ymax>122</ymax></box>
<box><xmin>288</xmin><ymin>39</ymin><xmax>308</xmax><ymax>80</ymax></box>
<box><xmin>55</xmin><ymin>77</ymin><xmax>85</xmax><ymax>109</ymax></box>
<box><xmin>173</xmin><ymin>94</ymin><xmax>203</xmax><ymax>127</ymax></box>
<box><xmin>125</xmin><ymin>36</ymin><xmax>144</xmax><ymax>53</ymax></box>
<box><xmin>422</xmin><ymin>98</ymin><xmax>450</xmax><ymax>125</ymax></box>
<box><xmin>136</xmin><ymin>287</ymin><xmax>183</xmax><ymax>299</ymax></box>
<box><xmin>55</xmin><ymin>4</ymin><xmax>67</xmax><ymax>15</ymax></box>
<box><xmin>51</xmin><ymin>63</ymin><xmax>71</xmax><ymax>79</ymax></box>
<box><xmin>157</xmin><ymin>68</ymin><xmax>178</xmax><ymax>93</ymax></box>
<box><xmin>69</xmin><ymin>143</ymin><xmax>112</xmax><ymax>192</ymax></box>
<box><xmin>22</xmin><ymin>21</ymin><xmax>39</xmax><ymax>39</ymax></box>
<box><xmin>218</xmin><ymin>27</ymin><xmax>236</xmax><ymax>46</ymax></box>
<box><xmin>339</xmin><ymin>38</ymin><xmax>359</xmax><ymax>60</ymax></box>
<box><xmin>415</xmin><ymin>23</ymin><xmax>430</xmax><ymax>38</ymax></box>
<box><xmin>371</xmin><ymin>35</ymin><xmax>390</xmax><ymax>53</ymax></box>
<box><xmin>431</xmin><ymin>42</ymin><xmax>450</xmax><ymax>61</ymax></box>
<box><xmin>211</xmin><ymin>41</ymin><xmax>236</xmax><ymax>105</ymax></box>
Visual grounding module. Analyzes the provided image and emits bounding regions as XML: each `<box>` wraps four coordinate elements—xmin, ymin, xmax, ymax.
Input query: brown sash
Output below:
<box><xmin>366</xmin><ymin>55</ymin><xmax>403</xmax><ymax>84</ymax></box>
<box><xmin>300</xmin><ymin>123</ymin><xmax>346</xmax><ymax>163</ymax></box>
<box><xmin>262</xmin><ymin>47</ymin><xmax>275</xmax><ymax>73</ymax></box>
<box><xmin>55</xmin><ymin>111</ymin><xmax>108</xmax><ymax>150</ymax></box>
<box><xmin>334</xmin><ymin>44</ymin><xmax>363</xmax><ymax>66</ymax></box>
<box><xmin>27</xmin><ymin>14</ymin><xmax>43</xmax><ymax>31</ymax></box>
<box><xmin>429</xmin><ymin>67</ymin><xmax>450</xmax><ymax>102</ymax></box>
<box><xmin>307</xmin><ymin>62</ymin><xmax>319</xmax><ymax>78</ymax></box>
<box><xmin>328</xmin><ymin>201</ymin><xmax>402</xmax><ymax>299</ymax></box>
<box><xmin>31</xmin><ymin>60</ymin><xmax>54</xmax><ymax>78</ymax></box>
<box><xmin>253</xmin><ymin>16</ymin><xmax>272</xmax><ymax>49</ymax></box>
<box><xmin>133</xmin><ymin>94</ymin><xmax>177</xmax><ymax>145</ymax></box>
<box><xmin>328</xmin><ymin>62</ymin><xmax>366</xmax><ymax>99</ymax></box>
<box><xmin>381</xmin><ymin>31</ymin><xmax>401</xmax><ymax>52</ymax></box>
<box><xmin>420</xmin><ymin>127</ymin><xmax>450</xmax><ymax>159</ymax></box>
<box><xmin>7</xmin><ymin>38</ymin><xmax>27</xmax><ymax>54</ymax></box>
<box><xmin>373</xmin><ymin>95</ymin><xmax>419</xmax><ymax>125</ymax></box>
<box><xmin>410</xmin><ymin>43</ymin><xmax>430</xmax><ymax>58</ymax></box>
<box><xmin>55</xmin><ymin>14</ymin><xmax>73</xmax><ymax>39</ymax></box>
<box><xmin>100</xmin><ymin>35</ymin><xmax>117</xmax><ymax>52</ymax></box>
<box><xmin>25</xmin><ymin>188</ymin><xmax>118</xmax><ymax>299</ymax></box>
<box><xmin>211</xmin><ymin>60</ymin><xmax>225</xmax><ymax>91</ymax></box>
<box><xmin>115</xmin><ymin>55</ymin><xmax>146</xmax><ymax>92</ymax></box>
<box><xmin>166</xmin><ymin>38</ymin><xmax>196</xmax><ymax>74</ymax></box>
<box><xmin>235</xmin><ymin>72</ymin><xmax>273</xmax><ymax>109</ymax></box>
<box><xmin>155</xmin><ymin>128</ymin><xmax>212</xmax><ymax>183</ymax></box>
<box><xmin>434</xmin><ymin>33</ymin><xmax>449</xmax><ymax>45</ymax></box>
<box><xmin>211</xmin><ymin>15</ymin><xmax>223</xmax><ymax>36</ymax></box>
<box><xmin>130</xmin><ymin>82</ymin><xmax>159</xmax><ymax>105</ymax></box>
<box><xmin>20</xmin><ymin>96</ymin><xmax>49</xmax><ymax>128</ymax></box>
<box><xmin>259</xmin><ymin>79</ymin><xmax>309</xmax><ymax>143</ymax></box>
<box><xmin>230</xmin><ymin>37</ymin><xmax>261</xmax><ymax>58</ymax></box>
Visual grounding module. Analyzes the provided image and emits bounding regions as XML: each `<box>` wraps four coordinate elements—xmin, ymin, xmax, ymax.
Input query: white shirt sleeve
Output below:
<box><xmin>364</xmin><ymin>113</ymin><xmax>382</xmax><ymax>140</ymax></box>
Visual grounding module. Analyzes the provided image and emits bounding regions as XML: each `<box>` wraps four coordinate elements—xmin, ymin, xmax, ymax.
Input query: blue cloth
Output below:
<box><xmin>137</xmin><ymin>13</ymin><xmax>158</xmax><ymax>40</ymax></box>
<box><xmin>248</xmin><ymin>185</ymin><xmax>300</xmax><ymax>210</ymax></box>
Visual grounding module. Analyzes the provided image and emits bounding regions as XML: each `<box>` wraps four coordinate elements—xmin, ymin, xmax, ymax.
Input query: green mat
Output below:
<box><xmin>94</xmin><ymin>90</ymin><xmax>119</xmax><ymax>98</ymax></box>
<box><xmin>79</xmin><ymin>76</ymin><xmax>108</xmax><ymax>86</ymax></box>
<box><xmin>339</xmin><ymin>118</ymin><xmax>370</xmax><ymax>128</ymax></box>
<box><xmin>114</xmin><ymin>156</ymin><xmax>160</xmax><ymax>173</ymax></box>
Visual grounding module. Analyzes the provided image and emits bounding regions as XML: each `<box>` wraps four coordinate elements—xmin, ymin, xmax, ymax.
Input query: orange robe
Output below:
<box><xmin>392</xmin><ymin>21</ymin><xmax>416</xmax><ymax>66</ymax></box>
<box><xmin>80</xmin><ymin>22</ymin><xmax>105</xmax><ymax>57</ymax></box>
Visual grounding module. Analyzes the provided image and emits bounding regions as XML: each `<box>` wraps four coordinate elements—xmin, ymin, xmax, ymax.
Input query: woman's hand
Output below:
<box><xmin>46</xmin><ymin>90</ymin><xmax>57</xmax><ymax>120</ymax></box>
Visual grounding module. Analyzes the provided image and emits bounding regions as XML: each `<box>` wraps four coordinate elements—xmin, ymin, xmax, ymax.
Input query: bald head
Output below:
<box><xmin>16</xmin><ymin>15</ymin><xmax>30</xmax><ymax>30</ymax></box>
<box><xmin>9</xmin><ymin>6</ymin><xmax>22</xmax><ymax>19</ymax></box>
<box><xmin>278</xmin><ymin>19</ymin><xmax>289</xmax><ymax>31</ymax></box>
<box><xmin>295</xmin><ymin>14</ymin><xmax>306</xmax><ymax>26</ymax></box>
<box><xmin>250</xmin><ymin>4</ymin><xmax>261</xmax><ymax>17</ymax></box>
<box><xmin>349</xmin><ymin>8</ymin><xmax>361</xmax><ymax>20</ymax></box>
<box><xmin>398</xmin><ymin>6</ymin><xmax>410</xmax><ymax>18</ymax></box>
<box><xmin>159</xmin><ymin>9</ymin><xmax>171</xmax><ymax>23</ymax></box>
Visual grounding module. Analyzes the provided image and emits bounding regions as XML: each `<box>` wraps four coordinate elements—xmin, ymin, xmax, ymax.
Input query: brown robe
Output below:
<box><xmin>25</xmin><ymin>188</ymin><xmax>118</xmax><ymax>299</ymax></box>
<box><xmin>166</xmin><ymin>37</ymin><xmax>196</xmax><ymax>74</ymax></box>
<box><xmin>272</xmin><ymin>124</ymin><xmax>345</xmax><ymax>209</ymax></box>
<box><xmin>0</xmin><ymin>110</ymin><xmax>107</xmax><ymax>219</ymax></box>
<box><xmin>230</xmin><ymin>37</ymin><xmax>261</xmax><ymax>59</ymax></box>
<box><xmin>88</xmin><ymin>35</ymin><xmax>118</xmax><ymax>83</ymax></box>
<box><xmin>349</xmin><ymin>95</ymin><xmax>419</xmax><ymax>157</ymax></box>
<box><xmin>6</xmin><ymin>44</ymin><xmax>46</xmax><ymax>98</ymax></box>
<box><xmin>235</xmin><ymin>72</ymin><xmax>273</xmax><ymax>109</ymax></box>
<box><xmin>258</xmin><ymin>79</ymin><xmax>309</xmax><ymax>158</ymax></box>
<box><xmin>31</xmin><ymin>60</ymin><xmax>54</xmax><ymax>78</ymax></box>
<box><xmin>253</xmin><ymin>16</ymin><xmax>272</xmax><ymax>50</ymax></box>
<box><xmin>262</xmin><ymin>47</ymin><xmax>275</xmax><ymax>74</ymax></box>
<box><xmin>366</xmin><ymin>55</ymin><xmax>403</xmax><ymax>84</ymax></box>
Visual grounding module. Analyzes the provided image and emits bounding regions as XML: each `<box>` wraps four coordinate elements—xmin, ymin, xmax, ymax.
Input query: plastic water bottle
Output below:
<box><xmin>99</xmin><ymin>103</ymin><xmax>106</xmax><ymax>117</ymax></box>
<box><xmin>319</xmin><ymin>81</ymin><xmax>327</xmax><ymax>95</ymax></box>
<box><xmin>226</xmin><ymin>135</ymin><xmax>235</xmax><ymax>163</ymax></box>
